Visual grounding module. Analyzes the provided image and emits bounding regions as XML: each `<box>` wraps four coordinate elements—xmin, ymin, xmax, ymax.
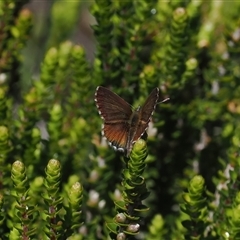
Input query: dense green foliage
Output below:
<box><xmin>0</xmin><ymin>0</ymin><xmax>240</xmax><ymax>239</ymax></box>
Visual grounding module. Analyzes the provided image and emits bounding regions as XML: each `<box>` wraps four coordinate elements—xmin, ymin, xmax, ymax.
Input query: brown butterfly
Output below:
<box><xmin>95</xmin><ymin>86</ymin><xmax>160</xmax><ymax>157</ymax></box>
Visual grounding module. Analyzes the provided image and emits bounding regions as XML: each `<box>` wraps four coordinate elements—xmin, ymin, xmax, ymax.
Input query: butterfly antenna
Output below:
<box><xmin>158</xmin><ymin>97</ymin><xmax>170</xmax><ymax>104</ymax></box>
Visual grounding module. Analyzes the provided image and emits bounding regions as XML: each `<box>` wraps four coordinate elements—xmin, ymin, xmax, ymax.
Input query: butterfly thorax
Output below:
<box><xmin>128</xmin><ymin>108</ymin><xmax>141</xmax><ymax>127</ymax></box>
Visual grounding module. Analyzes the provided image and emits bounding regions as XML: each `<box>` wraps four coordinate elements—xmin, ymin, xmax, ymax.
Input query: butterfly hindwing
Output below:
<box><xmin>103</xmin><ymin>122</ymin><xmax>130</xmax><ymax>152</ymax></box>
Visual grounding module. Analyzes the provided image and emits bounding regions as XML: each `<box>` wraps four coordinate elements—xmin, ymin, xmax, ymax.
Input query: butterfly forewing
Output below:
<box><xmin>133</xmin><ymin>88</ymin><xmax>159</xmax><ymax>142</ymax></box>
<box><xmin>140</xmin><ymin>88</ymin><xmax>159</xmax><ymax>122</ymax></box>
<box><xmin>95</xmin><ymin>86</ymin><xmax>132</xmax><ymax>123</ymax></box>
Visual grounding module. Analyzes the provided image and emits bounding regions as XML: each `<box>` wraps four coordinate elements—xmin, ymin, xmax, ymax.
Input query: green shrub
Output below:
<box><xmin>0</xmin><ymin>0</ymin><xmax>240</xmax><ymax>239</ymax></box>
